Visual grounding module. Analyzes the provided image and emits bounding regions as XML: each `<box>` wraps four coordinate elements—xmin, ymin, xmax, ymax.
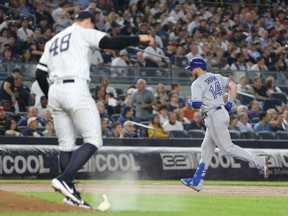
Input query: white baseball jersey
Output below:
<box><xmin>37</xmin><ymin>23</ymin><xmax>107</xmax><ymax>81</ymax></box>
<box><xmin>191</xmin><ymin>73</ymin><xmax>229</xmax><ymax>113</ymax></box>
<box><xmin>36</xmin><ymin>23</ymin><xmax>107</xmax><ymax>151</ymax></box>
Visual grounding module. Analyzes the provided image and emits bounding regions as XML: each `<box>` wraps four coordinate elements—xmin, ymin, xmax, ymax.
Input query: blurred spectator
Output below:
<box><xmin>34</xmin><ymin>15</ymin><xmax>51</xmax><ymax>34</ymax></box>
<box><xmin>248</xmin><ymin>100</ymin><xmax>261</xmax><ymax>122</ymax></box>
<box><xmin>170</xmin><ymin>83</ymin><xmax>181</xmax><ymax>95</ymax></box>
<box><xmin>123</xmin><ymin>120</ymin><xmax>138</xmax><ymax>138</ymax></box>
<box><xmin>237</xmin><ymin>75</ymin><xmax>254</xmax><ymax>95</ymax></box>
<box><xmin>251</xmin><ymin>77</ymin><xmax>269</xmax><ymax>101</ymax></box>
<box><xmin>101</xmin><ymin>118</ymin><xmax>111</xmax><ymax>138</ymax></box>
<box><xmin>95</xmin><ymin>11</ymin><xmax>106</xmax><ymax>32</ymax></box>
<box><xmin>117</xmin><ymin>106</ymin><xmax>136</xmax><ymax>125</ymax></box>
<box><xmin>187</xmin><ymin>111</ymin><xmax>206</xmax><ymax>131</ymax></box>
<box><xmin>17</xmin><ymin>17</ymin><xmax>34</xmax><ymax>42</ymax></box>
<box><xmin>174</xmin><ymin>108</ymin><xmax>190</xmax><ymax>124</ymax></box>
<box><xmin>109</xmin><ymin>122</ymin><xmax>124</xmax><ymax>138</ymax></box>
<box><xmin>111</xmin><ymin>49</ymin><xmax>131</xmax><ymax>77</ymax></box>
<box><xmin>162</xmin><ymin>111</ymin><xmax>184</xmax><ymax>134</ymax></box>
<box><xmin>96</xmin><ymin>101</ymin><xmax>109</xmax><ymax>119</ymax></box>
<box><xmin>0</xmin><ymin>68</ymin><xmax>22</xmax><ymax>111</ymax></box>
<box><xmin>263</xmin><ymin>76</ymin><xmax>283</xmax><ymax>97</ymax></box>
<box><xmin>0</xmin><ymin>106</ymin><xmax>6</xmax><ymax>127</ymax></box>
<box><xmin>22</xmin><ymin>116</ymin><xmax>44</xmax><ymax>137</ymax></box>
<box><xmin>211</xmin><ymin>47</ymin><xmax>229</xmax><ymax>70</ymax></box>
<box><xmin>17</xmin><ymin>106</ymin><xmax>45</xmax><ymax>127</ymax></box>
<box><xmin>167</xmin><ymin>92</ymin><xmax>184</xmax><ymax>112</ymax></box>
<box><xmin>230</xmin><ymin>53</ymin><xmax>248</xmax><ymax>71</ymax></box>
<box><xmin>186</xmin><ymin>44</ymin><xmax>201</xmax><ymax>61</ymax></box>
<box><xmin>268</xmin><ymin>57</ymin><xmax>287</xmax><ymax>72</ymax></box>
<box><xmin>158</xmin><ymin>104</ymin><xmax>168</xmax><ymax>125</ymax></box>
<box><xmin>108</xmin><ymin>21</ymin><xmax>121</xmax><ymax>37</ymax></box>
<box><xmin>143</xmin><ymin>41</ymin><xmax>168</xmax><ymax>68</ymax></box>
<box><xmin>266</xmin><ymin>108</ymin><xmax>285</xmax><ymax>132</ymax></box>
<box><xmin>4</xmin><ymin>117</ymin><xmax>21</xmax><ymax>136</ymax></box>
<box><xmin>34</xmin><ymin>1</ymin><xmax>55</xmax><ymax>26</ymax></box>
<box><xmin>14</xmin><ymin>87</ymin><xmax>26</xmax><ymax>113</ymax></box>
<box><xmin>99</xmin><ymin>76</ymin><xmax>118</xmax><ymax>99</ymax></box>
<box><xmin>229</xmin><ymin>115</ymin><xmax>240</xmax><ymax>132</ymax></box>
<box><xmin>42</xmin><ymin>119</ymin><xmax>56</xmax><ymax>137</ymax></box>
<box><xmin>1</xmin><ymin>46</ymin><xmax>17</xmax><ymax>63</ymax></box>
<box><xmin>54</xmin><ymin>10</ymin><xmax>73</xmax><ymax>33</ymax></box>
<box><xmin>148</xmin><ymin>113</ymin><xmax>168</xmax><ymax>138</ymax></box>
<box><xmin>14</xmin><ymin>70</ymin><xmax>30</xmax><ymax>107</ymax></box>
<box><xmin>164</xmin><ymin>41</ymin><xmax>176</xmax><ymax>60</ymax></box>
<box><xmin>93</xmin><ymin>85</ymin><xmax>106</xmax><ymax>104</ymax></box>
<box><xmin>154</xmin><ymin>83</ymin><xmax>168</xmax><ymax>103</ymax></box>
<box><xmin>37</xmin><ymin>95</ymin><xmax>48</xmax><ymax>117</ymax></box>
<box><xmin>131</xmin><ymin>79</ymin><xmax>156</xmax><ymax>122</ymax></box>
<box><xmin>237</xmin><ymin>112</ymin><xmax>254</xmax><ymax>133</ymax></box>
<box><xmin>91</xmin><ymin>49</ymin><xmax>104</xmax><ymax>66</ymax></box>
<box><xmin>249</xmin><ymin>56</ymin><xmax>268</xmax><ymax>77</ymax></box>
<box><xmin>42</xmin><ymin>108</ymin><xmax>53</xmax><ymax>123</ymax></box>
<box><xmin>135</xmin><ymin>51</ymin><xmax>158</xmax><ymax>68</ymax></box>
<box><xmin>171</xmin><ymin>45</ymin><xmax>189</xmax><ymax>69</ymax></box>
<box><xmin>52</xmin><ymin>1</ymin><xmax>79</xmax><ymax>23</ymax></box>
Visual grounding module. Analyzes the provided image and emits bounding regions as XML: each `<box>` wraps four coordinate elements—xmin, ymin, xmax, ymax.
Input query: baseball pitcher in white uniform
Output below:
<box><xmin>181</xmin><ymin>57</ymin><xmax>269</xmax><ymax>192</ymax></box>
<box><xmin>35</xmin><ymin>11</ymin><xmax>155</xmax><ymax>208</ymax></box>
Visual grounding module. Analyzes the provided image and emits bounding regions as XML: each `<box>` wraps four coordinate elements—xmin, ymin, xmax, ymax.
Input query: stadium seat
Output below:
<box><xmin>169</xmin><ymin>130</ymin><xmax>188</xmax><ymax>138</ymax></box>
<box><xmin>229</xmin><ymin>130</ymin><xmax>241</xmax><ymax>139</ymax></box>
<box><xmin>236</xmin><ymin>91</ymin><xmax>255</xmax><ymax>105</ymax></box>
<box><xmin>182</xmin><ymin>122</ymin><xmax>190</xmax><ymax>131</ymax></box>
<box><xmin>240</xmin><ymin>131</ymin><xmax>255</xmax><ymax>139</ymax></box>
<box><xmin>256</xmin><ymin>131</ymin><xmax>275</xmax><ymax>140</ymax></box>
<box><xmin>275</xmin><ymin>131</ymin><xmax>288</xmax><ymax>140</ymax></box>
<box><xmin>187</xmin><ymin>129</ymin><xmax>205</xmax><ymax>138</ymax></box>
<box><xmin>138</xmin><ymin>127</ymin><xmax>148</xmax><ymax>137</ymax></box>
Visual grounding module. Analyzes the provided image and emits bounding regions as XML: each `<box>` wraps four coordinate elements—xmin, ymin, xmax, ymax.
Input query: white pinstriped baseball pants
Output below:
<box><xmin>199</xmin><ymin>107</ymin><xmax>265</xmax><ymax>171</ymax></box>
<box><xmin>48</xmin><ymin>78</ymin><xmax>102</xmax><ymax>151</ymax></box>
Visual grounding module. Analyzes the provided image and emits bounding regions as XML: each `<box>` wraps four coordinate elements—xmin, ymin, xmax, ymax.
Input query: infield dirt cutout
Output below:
<box><xmin>0</xmin><ymin>183</ymin><xmax>287</xmax><ymax>212</ymax></box>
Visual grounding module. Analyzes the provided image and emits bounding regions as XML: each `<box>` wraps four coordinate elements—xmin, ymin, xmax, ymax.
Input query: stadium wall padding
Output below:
<box><xmin>0</xmin><ymin>137</ymin><xmax>287</xmax><ymax>181</ymax></box>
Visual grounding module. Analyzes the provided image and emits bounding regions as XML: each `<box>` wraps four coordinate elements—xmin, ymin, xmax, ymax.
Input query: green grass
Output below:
<box><xmin>1</xmin><ymin>180</ymin><xmax>288</xmax><ymax>216</ymax></box>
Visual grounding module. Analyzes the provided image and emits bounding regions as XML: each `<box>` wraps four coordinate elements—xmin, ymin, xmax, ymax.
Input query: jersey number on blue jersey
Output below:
<box><xmin>209</xmin><ymin>81</ymin><xmax>222</xmax><ymax>99</ymax></box>
<box><xmin>49</xmin><ymin>33</ymin><xmax>72</xmax><ymax>56</ymax></box>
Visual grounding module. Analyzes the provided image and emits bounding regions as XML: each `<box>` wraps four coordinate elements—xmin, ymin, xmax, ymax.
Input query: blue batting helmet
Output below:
<box><xmin>186</xmin><ymin>57</ymin><xmax>207</xmax><ymax>71</ymax></box>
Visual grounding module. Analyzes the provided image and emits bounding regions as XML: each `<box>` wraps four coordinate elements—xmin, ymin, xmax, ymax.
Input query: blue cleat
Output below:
<box><xmin>181</xmin><ymin>178</ymin><xmax>203</xmax><ymax>192</ymax></box>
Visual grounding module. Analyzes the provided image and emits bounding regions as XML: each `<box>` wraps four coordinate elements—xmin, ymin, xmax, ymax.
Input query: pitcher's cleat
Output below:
<box><xmin>181</xmin><ymin>178</ymin><xmax>203</xmax><ymax>192</ymax></box>
<box><xmin>261</xmin><ymin>156</ymin><xmax>269</xmax><ymax>180</ymax></box>
<box><xmin>63</xmin><ymin>197</ymin><xmax>92</xmax><ymax>209</ymax></box>
<box><xmin>52</xmin><ymin>178</ymin><xmax>84</xmax><ymax>205</ymax></box>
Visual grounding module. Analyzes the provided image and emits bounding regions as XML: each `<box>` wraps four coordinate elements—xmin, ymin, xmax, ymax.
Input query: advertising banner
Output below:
<box><xmin>0</xmin><ymin>145</ymin><xmax>287</xmax><ymax>181</ymax></box>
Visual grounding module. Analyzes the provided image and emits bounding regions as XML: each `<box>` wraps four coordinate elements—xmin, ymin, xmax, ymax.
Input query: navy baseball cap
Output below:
<box><xmin>186</xmin><ymin>57</ymin><xmax>207</xmax><ymax>71</ymax></box>
<box><xmin>74</xmin><ymin>11</ymin><xmax>96</xmax><ymax>25</ymax></box>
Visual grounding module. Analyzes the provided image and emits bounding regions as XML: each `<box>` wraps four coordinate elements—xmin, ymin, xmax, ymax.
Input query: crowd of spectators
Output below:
<box><xmin>1</xmin><ymin>0</ymin><xmax>288</xmax><ymax>139</ymax></box>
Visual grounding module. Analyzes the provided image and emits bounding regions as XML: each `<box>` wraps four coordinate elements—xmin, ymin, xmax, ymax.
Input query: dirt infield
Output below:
<box><xmin>0</xmin><ymin>183</ymin><xmax>287</xmax><ymax>212</ymax></box>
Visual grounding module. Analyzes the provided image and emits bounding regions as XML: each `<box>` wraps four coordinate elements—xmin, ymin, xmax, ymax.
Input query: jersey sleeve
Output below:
<box><xmin>219</xmin><ymin>75</ymin><xmax>230</xmax><ymax>89</ymax></box>
<box><xmin>191</xmin><ymin>80</ymin><xmax>203</xmax><ymax>102</ymax></box>
<box><xmin>81</xmin><ymin>29</ymin><xmax>107</xmax><ymax>49</ymax></box>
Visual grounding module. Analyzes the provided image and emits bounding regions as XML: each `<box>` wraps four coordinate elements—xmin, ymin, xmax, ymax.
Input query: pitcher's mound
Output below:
<box><xmin>0</xmin><ymin>190</ymin><xmax>88</xmax><ymax>212</ymax></box>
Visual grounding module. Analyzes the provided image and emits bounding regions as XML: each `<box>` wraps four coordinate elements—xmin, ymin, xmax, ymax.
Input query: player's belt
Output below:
<box><xmin>63</xmin><ymin>79</ymin><xmax>74</xmax><ymax>83</ymax></box>
<box><xmin>203</xmin><ymin>106</ymin><xmax>222</xmax><ymax>118</ymax></box>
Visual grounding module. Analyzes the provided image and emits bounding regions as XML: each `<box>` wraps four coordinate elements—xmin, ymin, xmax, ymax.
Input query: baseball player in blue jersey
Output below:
<box><xmin>35</xmin><ymin>11</ymin><xmax>155</xmax><ymax>208</ymax></box>
<box><xmin>181</xmin><ymin>57</ymin><xmax>269</xmax><ymax>192</ymax></box>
